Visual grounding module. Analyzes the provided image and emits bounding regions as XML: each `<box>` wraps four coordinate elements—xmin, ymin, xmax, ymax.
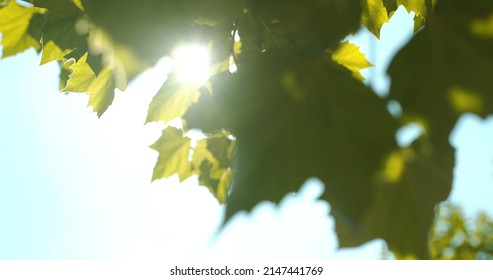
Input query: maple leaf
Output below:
<box><xmin>63</xmin><ymin>52</ymin><xmax>114</xmax><ymax>117</ymax></box>
<box><xmin>388</xmin><ymin>0</ymin><xmax>493</xmax><ymax>150</ymax></box>
<box><xmin>146</xmin><ymin>73</ymin><xmax>202</xmax><ymax>124</ymax></box>
<box><xmin>360</xmin><ymin>0</ymin><xmax>390</xmax><ymax>38</ymax></box>
<box><xmin>0</xmin><ymin>0</ymin><xmax>46</xmax><ymax>58</ymax></box>
<box><xmin>34</xmin><ymin>0</ymin><xmax>88</xmax><ymax>64</ymax></box>
<box><xmin>331</xmin><ymin>41</ymin><xmax>373</xmax><ymax>80</ymax></box>
<box><xmin>150</xmin><ymin>127</ymin><xmax>193</xmax><ymax>182</ymax></box>
<box><xmin>192</xmin><ymin>133</ymin><xmax>235</xmax><ymax>203</ymax></box>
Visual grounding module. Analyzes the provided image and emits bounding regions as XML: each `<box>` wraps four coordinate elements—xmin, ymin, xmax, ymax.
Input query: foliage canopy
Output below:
<box><xmin>1</xmin><ymin>0</ymin><xmax>493</xmax><ymax>259</ymax></box>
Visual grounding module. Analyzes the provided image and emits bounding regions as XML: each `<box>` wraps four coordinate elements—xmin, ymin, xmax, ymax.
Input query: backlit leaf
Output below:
<box><xmin>71</xmin><ymin>0</ymin><xmax>83</xmax><ymax>11</ymax></box>
<box><xmin>146</xmin><ymin>73</ymin><xmax>202</xmax><ymax>124</ymax></box>
<box><xmin>0</xmin><ymin>0</ymin><xmax>46</xmax><ymax>58</ymax></box>
<box><xmin>360</xmin><ymin>0</ymin><xmax>390</xmax><ymax>38</ymax></box>
<box><xmin>150</xmin><ymin>127</ymin><xmax>193</xmax><ymax>182</ymax></box>
<box><xmin>63</xmin><ymin>52</ymin><xmax>115</xmax><ymax>117</ymax></box>
<box><xmin>331</xmin><ymin>41</ymin><xmax>373</xmax><ymax>80</ymax></box>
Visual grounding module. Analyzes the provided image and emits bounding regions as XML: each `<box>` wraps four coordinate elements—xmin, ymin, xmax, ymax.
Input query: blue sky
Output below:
<box><xmin>1</xmin><ymin>7</ymin><xmax>492</xmax><ymax>259</ymax></box>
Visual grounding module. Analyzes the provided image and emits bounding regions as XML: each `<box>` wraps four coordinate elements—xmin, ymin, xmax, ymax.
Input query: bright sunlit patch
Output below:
<box><xmin>171</xmin><ymin>45</ymin><xmax>210</xmax><ymax>85</ymax></box>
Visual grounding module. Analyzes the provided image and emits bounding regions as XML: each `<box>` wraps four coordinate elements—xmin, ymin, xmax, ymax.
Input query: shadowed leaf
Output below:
<box><xmin>192</xmin><ymin>133</ymin><xmax>235</xmax><ymax>203</ymax></box>
<box><xmin>34</xmin><ymin>0</ymin><xmax>88</xmax><ymax>64</ymax></box>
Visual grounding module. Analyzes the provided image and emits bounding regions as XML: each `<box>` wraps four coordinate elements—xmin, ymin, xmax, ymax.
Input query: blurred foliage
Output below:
<box><xmin>2</xmin><ymin>0</ymin><xmax>493</xmax><ymax>259</ymax></box>
<box><xmin>430</xmin><ymin>203</ymin><xmax>493</xmax><ymax>260</ymax></box>
<box><xmin>382</xmin><ymin>203</ymin><xmax>493</xmax><ymax>259</ymax></box>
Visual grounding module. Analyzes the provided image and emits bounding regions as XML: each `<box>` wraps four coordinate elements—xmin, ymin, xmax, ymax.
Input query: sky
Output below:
<box><xmin>0</xmin><ymin>7</ymin><xmax>492</xmax><ymax>260</ymax></box>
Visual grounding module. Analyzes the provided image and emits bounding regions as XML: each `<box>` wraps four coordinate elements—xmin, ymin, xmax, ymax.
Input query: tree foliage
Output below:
<box><xmin>430</xmin><ymin>203</ymin><xmax>493</xmax><ymax>260</ymax></box>
<box><xmin>1</xmin><ymin>0</ymin><xmax>493</xmax><ymax>259</ymax></box>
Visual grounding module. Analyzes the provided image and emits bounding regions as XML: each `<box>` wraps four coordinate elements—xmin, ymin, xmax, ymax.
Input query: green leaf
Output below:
<box><xmin>192</xmin><ymin>133</ymin><xmax>235</xmax><ymax>203</ymax></box>
<box><xmin>63</xmin><ymin>52</ymin><xmax>115</xmax><ymax>117</ymax></box>
<box><xmin>396</xmin><ymin>0</ymin><xmax>438</xmax><ymax>28</ymax></box>
<box><xmin>382</xmin><ymin>0</ymin><xmax>398</xmax><ymax>16</ymax></box>
<box><xmin>360</xmin><ymin>0</ymin><xmax>390</xmax><ymax>38</ymax></box>
<box><xmin>58</xmin><ymin>58</ymin><xmax>74</xmax><ymax>90</ymax></box>
<box><xmin>184</xmin><ymin>52</ymin><xmax>399</xmax><ymax>248</ymax></box>
<box><xmin>150</xmin><ymin>127</ymin><xmax>193</xmax><ymax>182</ymax></box>
<box><xmin>0</xmin><ymin>0</ymin><xmax>46</xmax><ymax>58</ymax></box>
<box><xmin>388</xmin><ymin>0</ymin><xmax>493</xmax><ymax>150</ymax></box>
<box><xmin>146</xmin><ymin>73</ymin><xmax>202</xmax><ymax>124</ymax></box>
<box><xmin>413</xmin><ymin>14</ymin><xmax>425</xmax><ymax>32</ymax></box>
<box><xmin>71</xmin><ymin>0</ymin><xmax>83</xmax><ymax>11</ymax></box>
<box><xmin>249</xmin><ymin>0</ymin><xmax>362</xmax><ymax>54</ymax></box>
<box><xmin>185</xmin><ymin>49</ymin><xmax>453</xmax><ymax>257</ymax></box>
<box><xmin>331</xmin><ymin>41</ymin><xmax>373</xmax><ymax>80</ymax></box>
<box><xmin>385</xmin><ymin>0</ymin><xmax>493</xmax><ymax>257</ymax></box>
<box><xmin>34</xmin><ymin>0</ymin><xmax>88</xmax><ymax>64</ymax></box>
<box><xmin>364</xmin><ymin>140</ymin><xmax>453</xmax><ymax>259</ymax></box>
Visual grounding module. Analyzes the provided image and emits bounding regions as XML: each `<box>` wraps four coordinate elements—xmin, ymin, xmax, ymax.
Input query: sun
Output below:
<box><xmin>171</xmin><ymin>45</ymin><xmax>210</xmax><ymax>85</ymax></box>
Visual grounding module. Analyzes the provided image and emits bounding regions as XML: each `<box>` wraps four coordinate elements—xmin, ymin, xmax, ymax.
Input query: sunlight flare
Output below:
<box><xmin>171</xmin><ymin>45</ymin><xmax>210</xmax><ymax>85</ymax></box>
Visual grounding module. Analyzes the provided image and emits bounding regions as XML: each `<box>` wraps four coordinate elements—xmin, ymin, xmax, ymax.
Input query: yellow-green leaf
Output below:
<box><xmin>397</xmin><ymin>0</ymin><xmax>439</xmax><ymax>30</ymax></box>
<box><xmin>146</xmin><ymin>73</ymin><xmax>201</xmax><ymax>124</ymax></box>
<box><xmin>150</xmin><ymin>127</ymin><xmax>193</xmax><ymax>182</ymax></box>
<box><xmin>413</xmin><ymin>14</ymin><xmax>425</xmax><ymax>32</ymax></box>
<box><xmin>360</xmin><ymin>0</ymin><xmax>390</xmax><ymax>38</ymax></box>
<box><xmin>72</xmin><ymin>0</ymin><xmax>84</xmax><ymax>11</ymax></box>
<box><xmin>40</xmin><ymin>41</ymin><xmax>72</xmax><ymax>65</ymax></box>
<box><xmin>0</xmin><ymin>0</ymin><xmax>45</xmax><ymax>58</ymax></box>
<box><xmin>63</xmin><ymin>52</ymin><xmax>115</xmax><ymax>117</ymax></box>
<box><xmin>86</xmin><ymin>67</ymin><xmax>114</xmax><ymax>117</ymax></box>
<box><xmin>332</xmin><ymin>41</ymin><xmax>373</xmax><ymax>80</ymax></box>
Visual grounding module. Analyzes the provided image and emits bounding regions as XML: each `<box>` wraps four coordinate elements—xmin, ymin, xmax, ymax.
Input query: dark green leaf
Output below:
<box><xmin>389</xmin><ymin>0</ymin><xmax>493</xmax><ymax>150</ymax></box>
<box><xmin>382</xmin><ymin>0</ymin><xmax>398</xmax><ymax>16</ymax></box>
<box><xmin>184</xmin><ymin>51</ymin><xmax>398</xmax><ymax>247</ymax></box>
<box><xmin>248</xmin><ymin>0</ymin><xmax>362</xmax><ymax>54</ymax></box>
<box><xmin>363</xmin><ymin>139</ymin><xmax>453</xmax><ymax>259</ymax></box>
<box><xmin>34</xmin><ymin>0</ymin><xmax>88</xmax><ymax>64</ymax></box>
